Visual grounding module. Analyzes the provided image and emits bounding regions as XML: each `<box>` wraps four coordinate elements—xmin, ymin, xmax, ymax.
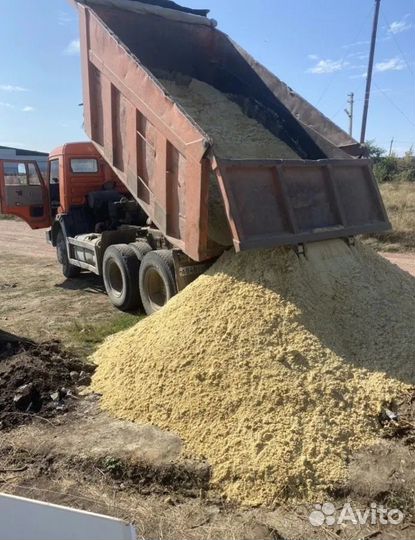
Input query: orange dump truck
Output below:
<box><xmin>0</xmin><ymin>0</ymin><xmax>390</xmax><ymax>314</ymax></box>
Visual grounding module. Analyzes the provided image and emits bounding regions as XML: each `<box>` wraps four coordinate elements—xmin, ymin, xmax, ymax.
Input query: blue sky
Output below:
<box><xmin>0</xmin><ymin>0</ymin><xmax>414</xmax><ymax>155</ymax></box>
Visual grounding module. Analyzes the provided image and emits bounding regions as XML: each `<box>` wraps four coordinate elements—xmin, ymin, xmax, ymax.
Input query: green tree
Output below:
<box><xmin>364</xmin><ymin>140</ymin><xmax>385</xmax><ymax>163</ymax></box>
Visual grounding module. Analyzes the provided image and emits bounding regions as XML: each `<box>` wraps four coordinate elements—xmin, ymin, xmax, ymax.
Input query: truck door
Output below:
<box><xmin>0</xmin><ymin>160</ymin><xmax>52</xmax><ymax>229</ymax></box>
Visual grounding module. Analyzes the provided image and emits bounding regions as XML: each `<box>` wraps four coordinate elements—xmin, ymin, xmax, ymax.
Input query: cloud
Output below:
<box><xmin>375</xmin><ymin>57</ymin><xmax>406</xmax><ymax>72</ymax></box>
<box><xmin>64</xmin><ymin>39</ymin><xmax>80</xmax><ymax>56</ymax></box>
<box><xmin>58</xmin><ymin>11</ymin><xmax>72</xmax><ymax>26</ymax></box>
<box><xmin>342</xmin><ymin>40</ymin><xmax>370</xmax><ymax>50</ymax></box>
<box><xmin>22</xmin><ymin>106</ymin><xmax>35</xmax><ymax>112</ymax></box>
<box><xmin>0</xmin><ymin>102</ymin><xmax>14</xmax><ymax>109</ymax></box>
<box><xmin>307</xmin><ymin>58</ymin><xmax>349</xmax><ymax>74</ymax></box>
<box><xmin>0</xmin><ymin>84</ymin><xmax>28</xmax><ymax>92</ymax></box>
<box><xmin>307</xmin><ymin>54</ymin><xmax>319</xmax><ymax>61</ymax></box>
<box><xmin>347</xmin><ymin>51</ymin><xmax>369</xmax><ymax>61</ymax></box>
<box><xmin>388</xmin><ymin>15</ymin><xmax>412</xmax><ymax>34</ymax></box>
<box><xmin>349</xmin><ymin>72</ymin><xmax>367</xmax><ymax>80</ymax></box>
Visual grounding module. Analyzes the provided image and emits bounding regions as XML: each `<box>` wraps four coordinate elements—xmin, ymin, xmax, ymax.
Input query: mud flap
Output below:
<box><xmin>172</xmin><ymin>250</ymin><xmax>218</xmax><ymax>291</ymax></box>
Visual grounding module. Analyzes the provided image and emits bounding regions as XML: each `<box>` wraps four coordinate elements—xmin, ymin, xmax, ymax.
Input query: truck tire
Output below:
<box><xmin>139</xmin><ymin>250</ymin><xmax>177</xmax><ymax>315</ymax></box>
<box><xmin>103</xmin><ymin>244</ymin><xmax>140</xmax><ymax>311</ymax></box>
<box><xmin>130</xmin><ymin>241</ymin><xmax>152</xmax><ymax>262</ymax></box>
<box><xmin>56</xmin><ymin>230</ymin><xmax>81</xmax><ymax>279</ymax></box>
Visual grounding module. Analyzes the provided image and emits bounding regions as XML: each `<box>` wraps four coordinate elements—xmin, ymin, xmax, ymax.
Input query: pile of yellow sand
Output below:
<box><xmin>91</xmin><ymin>240</ymin><xmax>415</xmax><ymax>506</ymax></box>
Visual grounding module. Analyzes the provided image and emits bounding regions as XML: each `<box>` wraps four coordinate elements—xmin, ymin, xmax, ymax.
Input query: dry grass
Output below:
<box><xmin>366</xmin><ymin>182</ymin><xmax>415</xmax><ymax>252</ymax></box>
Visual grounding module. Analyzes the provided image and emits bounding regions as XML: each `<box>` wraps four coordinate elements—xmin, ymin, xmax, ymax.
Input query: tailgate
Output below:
<box><xmin>213</xmin><ymin>158</ymin><xmax>390</xmax><ymax>251</ymax></box>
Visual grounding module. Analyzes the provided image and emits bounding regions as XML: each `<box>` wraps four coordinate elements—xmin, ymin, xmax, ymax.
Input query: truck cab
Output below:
<box><xmin>48</xmin><ymin>142</ymin><xmax>126</xmax><ymax>218</ymax></box>
<box><xmin>0</xmin><ymin>142</ymin><xmax>122</xmax><ymax>228</ymax></box>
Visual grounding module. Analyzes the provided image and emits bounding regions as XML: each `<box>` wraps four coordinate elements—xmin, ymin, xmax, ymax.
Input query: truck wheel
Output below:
<box><xmin>56</xmin><ymin>230</ymin><xmax>81</xmax><ymax>279</ymax></box>
<box><xmin>103</xmin><ymin>244</ymin><xmax>140</xmax><ymax>311</ymax></box>
<box><xmin>130</xmin><ymin>241</ymin><xmax>152</xmax><ymax>262</ymax></box>
<box><xmin>139</xmin><ymin>250</ymin><xmax>177</xmax><ymax>315</ymax></box>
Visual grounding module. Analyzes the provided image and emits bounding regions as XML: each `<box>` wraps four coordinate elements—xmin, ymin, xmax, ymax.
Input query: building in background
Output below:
<box><xmin>0</xmin><ymin>146</ymin><xmax>48</xmax><ymax>178</ymax></box>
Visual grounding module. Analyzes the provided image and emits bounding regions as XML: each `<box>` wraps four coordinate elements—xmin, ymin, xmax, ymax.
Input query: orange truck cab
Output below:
<box><xmin>0</xmin><ymin>142</ymin><xmax>126</xmax><ymax>229</ymax></box>
<box><xmin>49</xmin><ymin>142</ymin><xmax>125</xmax><ymax>215</ymax></box>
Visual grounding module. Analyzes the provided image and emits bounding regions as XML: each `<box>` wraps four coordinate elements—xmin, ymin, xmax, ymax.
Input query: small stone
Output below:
<box><xmin>14</xmin><ymin>383</ymin><xmax>33</xmax><ymax>401</ymax></box>
<box><xmin>69</xmin><ymin>371</ymin><xmax>79</xmax><ymax>382</ymax></box>
<box><xmin>55</xmin><ymin>404</ymin><xmax>67</xmax><ymax>412</ymax></box>
<box><xmin>78</xmin><ymin>371</ymin><xmax>91</xmax><ymax>385</ymax></box>
<box><xmin>14</xmin><ymin>383</ymin><xmax>41</xmax><ymax>412</ymax></box>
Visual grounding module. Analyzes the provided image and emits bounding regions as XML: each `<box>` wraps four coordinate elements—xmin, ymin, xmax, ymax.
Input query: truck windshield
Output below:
<box><xmin>70</xmin><ymin>158</ymin><xmax>98</xmax><ymax>174</ymax></box>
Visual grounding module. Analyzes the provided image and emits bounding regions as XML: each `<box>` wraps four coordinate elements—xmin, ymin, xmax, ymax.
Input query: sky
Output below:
<box><xmin>0</xmin><ymin>0</ymin><xmax>414</xmax><ymax>156</ymax></box>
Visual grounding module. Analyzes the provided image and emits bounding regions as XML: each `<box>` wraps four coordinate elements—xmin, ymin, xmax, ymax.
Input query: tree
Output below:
<box><xmin>364</xmin><ymin>140</ymin><xmax>385</xmax><ymax>163</ymax></box>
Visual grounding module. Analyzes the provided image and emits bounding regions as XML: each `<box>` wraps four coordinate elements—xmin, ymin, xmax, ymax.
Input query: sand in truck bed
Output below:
<box><xmin>160</xmin><ymin>77</ymin><xmax>300</xmax><ymax>159</ymax></box>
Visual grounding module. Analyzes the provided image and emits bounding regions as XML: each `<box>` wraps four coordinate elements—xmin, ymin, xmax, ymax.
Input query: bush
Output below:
<box><xmin>365</xmin><ymin>142</ymin><xmax>415</xmax><ymax>184</ymax></box>
<box><xmin>373</xmin><ymin>156</ymin><xmax>399</xmax><ymax>183</ymax></box>
<box><xmin>396</xmin><ymin>168</ymin><xmax>415</xmax><ymax>183</ymax></box>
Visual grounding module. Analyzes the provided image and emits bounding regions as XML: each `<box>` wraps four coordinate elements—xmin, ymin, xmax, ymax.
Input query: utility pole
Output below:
<box><xmin>360</xmin><ymin>0</ymin><xmax>381</xmax><ymax>145</ymax></box>
<box><xmin>344</xmin><ymin>92</ymin><xmax>354</xmax><ymax>137</ymax></box>
<box><xmin>389</xmin><ymin>138</ymin><xmax>394</xmax><ymax>156</ymax></box>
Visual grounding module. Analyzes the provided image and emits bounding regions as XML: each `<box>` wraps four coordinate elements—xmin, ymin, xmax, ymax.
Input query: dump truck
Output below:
<box><xmin>0</xmin><ymin>0</ymin><xmax>390</xmax><ymax>315</ymax></box>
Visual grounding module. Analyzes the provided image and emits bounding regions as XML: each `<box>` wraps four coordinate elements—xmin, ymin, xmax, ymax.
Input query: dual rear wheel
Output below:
<box><xmin>102</xmin><ymin>243</ymin><xmax>177</xmax><ymax>315</ymax></box>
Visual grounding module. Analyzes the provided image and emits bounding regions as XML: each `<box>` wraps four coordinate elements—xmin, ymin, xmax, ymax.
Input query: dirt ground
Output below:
<box><xmin>0</xmin><ymin>333</ymin><xmax>93</xmax><ymax>429</ymax></box>
<box><xmin>2</xmin><ymin>220</ymin><xmax>415</xmax><ymax>539</ymax></box>
<box><xmin>0</xmin><ymin>220</ymin><xmax>139</xmax><ymax>355</ymax></box>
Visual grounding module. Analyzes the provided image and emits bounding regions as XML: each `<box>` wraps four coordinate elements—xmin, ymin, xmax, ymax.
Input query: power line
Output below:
<box><xmin>373</xmin><ymin>80</ymin><xmax>415</xmax><ymax>128</ymax></box>
<box><xmin>376</xmin><ymin>139</ymin><xmax>415</xmax><ymax>144</ymax></box>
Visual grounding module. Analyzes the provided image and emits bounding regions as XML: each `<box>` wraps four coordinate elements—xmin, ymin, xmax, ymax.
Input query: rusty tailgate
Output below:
<box><xmin>213</xmin><ymin>158</ymin><xmax>391</xmax><ymax>251</ymax></box>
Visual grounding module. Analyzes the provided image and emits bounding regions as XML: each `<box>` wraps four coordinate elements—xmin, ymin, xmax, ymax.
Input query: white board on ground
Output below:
<box><xmin>0</xmin><ymin>493</ymin><xmax>136</xmax><ymax>540</ymax></box>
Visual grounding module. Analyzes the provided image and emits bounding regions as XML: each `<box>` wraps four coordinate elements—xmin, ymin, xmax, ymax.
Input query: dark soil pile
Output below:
<box><xmin>0</xmin><ymin>330</ymin><xmax>94</xmax><ymax>429</ymax></box>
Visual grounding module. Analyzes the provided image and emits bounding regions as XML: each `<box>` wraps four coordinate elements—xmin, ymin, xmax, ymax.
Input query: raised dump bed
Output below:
<box><xmin>76</xmin><ymin>0</ymin><xmax>390</xmax><ymax>261</ymax></box>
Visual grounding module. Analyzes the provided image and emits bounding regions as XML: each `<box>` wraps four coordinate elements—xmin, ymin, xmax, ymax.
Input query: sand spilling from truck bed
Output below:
<box><xmin>91</xmin><ymin>240</ymin><xmax>415</xmax><ymax>506</ymax></box>
<box><xmin>160</xmin><ymin>77</ymin><xmax>300</xmax><ymax>159</ymax></box>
